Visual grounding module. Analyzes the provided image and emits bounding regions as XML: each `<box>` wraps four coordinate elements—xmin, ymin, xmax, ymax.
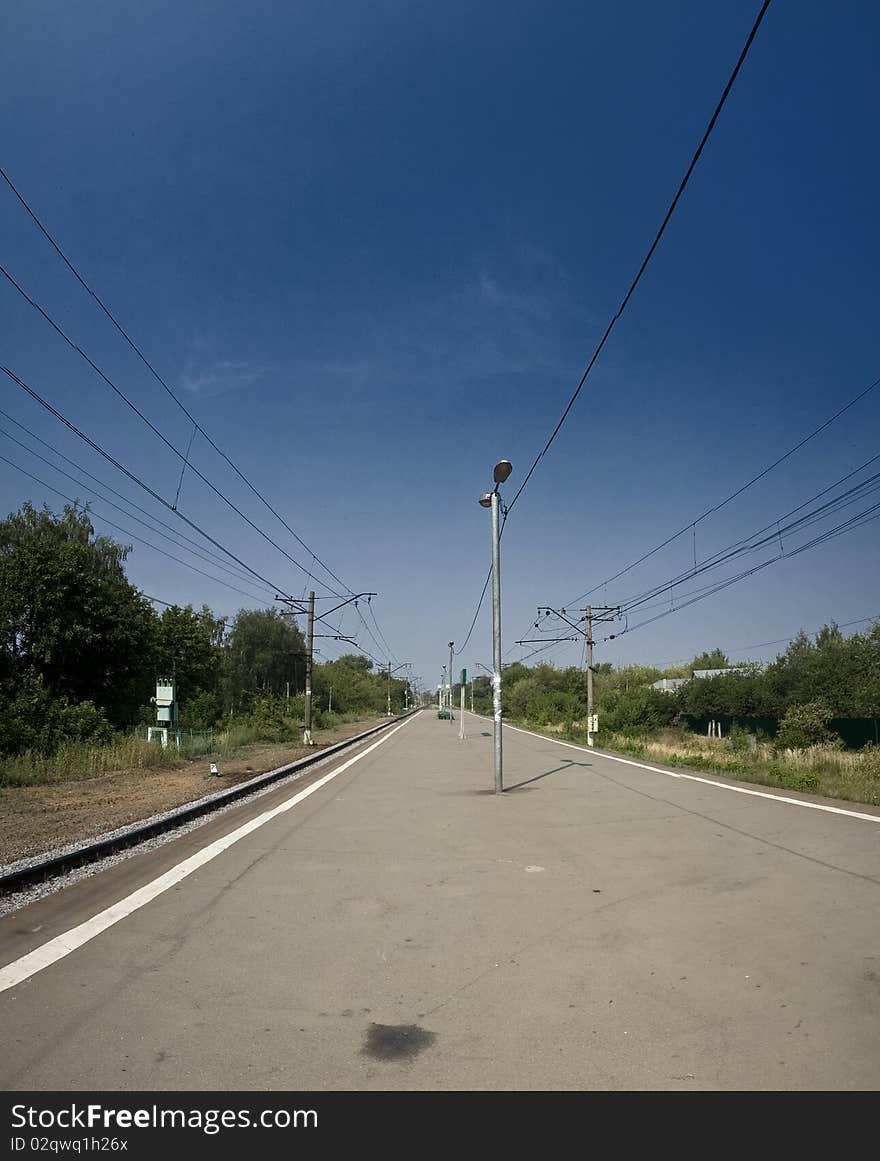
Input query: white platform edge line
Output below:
<box><xmin>502</xmin><ymin>720</ymin><xmax>880</xmax><ymax>823</ymax></box>
<box><xmin>0</xmin><ymin>713</ymin><xmax>420</xmax><ymax>993</ymax></box>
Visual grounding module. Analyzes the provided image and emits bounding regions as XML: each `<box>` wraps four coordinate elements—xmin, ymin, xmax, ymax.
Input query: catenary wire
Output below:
<box><xmin>0</xmin><ymin>164</ymin><xmax>355</xmax><ymax>599</ymax></box>
<box><xmin>503</xmin><ymin>0</ymin><xmax>773</xmax><ymax>518</ymax></box>
<box><xmin>562</xmin><ymin>371</ymin><xmax>880</xmax><ymax>609</ymax></box>
<box><xmin>454</xmin><ymin>1</ymin><xmax>772</xmax><ymax>654</ymax></box>
<box><xmin>608</xmin><ymin>501</ymin><xmax>880</xmax><ymax>640</ymax></box>
<box><xmin>0</xmin><ymin>265</ymin><xmax>345</xmax><ymax>594</ymax></box>
<box><xmin>0</xmin><ymin>418</ymin><xmax>278</xmax><ymax>595</ymax></box>
<box><xmin>2</xmin><ymin>364</ymin><xmax>293</xmax><ymax>597</ymax></box>
<box><xmin>0</xmin><ymin>451</ymin><xmax>276</xmax><ymax>604</ymax></box>
<box><xmin>613</xmin><ymin>462</ymin><xmax>880</xmax><ymax>617</ymax></box>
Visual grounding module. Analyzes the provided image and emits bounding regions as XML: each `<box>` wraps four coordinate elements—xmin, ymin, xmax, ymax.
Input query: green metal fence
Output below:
<box><xmin>681</xmin><ymin>715</ymin><xmax>880</xmax><ymax>748</ymax></box>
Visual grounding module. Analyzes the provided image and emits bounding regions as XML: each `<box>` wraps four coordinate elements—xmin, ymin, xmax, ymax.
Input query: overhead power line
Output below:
<box><xmin>507</xmin><ymin>457</ymin><xmax>880</xmax><ymax>663</ymax></box>
<box><xmin>454</xmin><ymin>0</ymin><xmax>772</xmax><ymax>653</ymax></box>
<box><xmin>141</xmin><ymin>594</ymin><xmax>175</xmax><ymax>608</ymax></box>
<box><xmin>0</xmin><ymin>264</ymin><xmax>344</xmax><ymax>594</ymax></box>
<box><xmin>725</xmin><ymin>615</ymin><xmax>880</xmax><ymax>655</ymax></box>
<box><xmin>365</xmin><ymin>597</ymin><xmax>398</xmax><ymax>664</ymax></box>
<box><xmin>0</xmin><ymin>451</ymin><xmax>275</xmax><ymax>604</ymax></box>
<box><xmin>0</xmin><ymin>412</ymin><xmax>277</xmax><ymax>593</ymax></box>
<box><xmin>613</xmin><ymin>457</ymin><xmax>880</xmax><ymax>620</ymax></box>
<box><xmin>2</xmin><ymin>364</ymin><xmax>292</xmax><ymax>597</ymax></box>
<box><xmin>562</xmin><ymin>370</ymin><xmax>880</xmax><ymax>610</ymax></box>
<box><xmin>0</xmin><ymin>164</ymin><xmax>353</xmax><ymax>600</ymax></box>
<box><xmin>503</xmin><ymin>0</ymin><xmax>773</xmax><ymax>518</ymax></box>
<box><xmin>607</xmin><ymin>498</ymin><xmax>880</xmax><ymax>642</ymax></box>
<box><xmin>0</xmin><ymin>424</ymin><xmax>278</xmax><ymax>597</ymax></box>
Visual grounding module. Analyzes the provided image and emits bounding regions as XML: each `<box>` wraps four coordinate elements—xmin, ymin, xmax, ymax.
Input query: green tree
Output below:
<box><xmin>0</xmin><ymin>668</ymin><xmax>112</xmax><ymax>757</ymax></box>
<box><xmin>691</xmin><ymin>648</ymin><xmax>730</xmax><ymax>671</ymax></box>
<box><xmin>599</xmin><ymin>687</ymin><xmax>678</xmax><ymax>734</ymax></box>
<box><xmin>223</xmin><ymin>608</ymin><xmax>305</xmax><ymax>713</ymax></box>
<box><xmin>0</xmin><ymin>502</ymin><xmax>156</xmax><ymax>729</ymax></box>
<box><xmin>775</xmin><ymin>701</ymin><xmax>842</xmax><ymax>750</ymax></box>
<box><xmin>153</xmin><ymin>604</ymin><xmax>226</xmax><ymax>711</ymax></box>
<box><xmin>313</xmin><ymin>654</ymin><xmax>383</xmax><ymax>716</ymax></box>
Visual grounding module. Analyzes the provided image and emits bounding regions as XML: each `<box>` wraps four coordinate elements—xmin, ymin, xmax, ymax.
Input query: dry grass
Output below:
<box><xmin>0</xmin><ymin>716</ymin><xmax>386</xmax><ymax>865</ymax></box>
<box><xmin>0</xmin><ymin>714</ymin><xmax>368</xmax><ymax>788</ymax></box>
<box><xmin>596</xmin><ymin>727</ymin><xmax>880</xmax><ymax>807</ymax></box>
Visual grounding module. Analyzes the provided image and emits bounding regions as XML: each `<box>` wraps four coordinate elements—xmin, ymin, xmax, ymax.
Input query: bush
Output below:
<box><xmin>775</xmin><ymin>701</ymin><xmax>843</xmax><ymax>751</ymax></box>
<box><xmin>250</xmin><ymin>695</ymin><xmax>294</xmax><ymax>742</ymax></box>
<box><xmin>179</xmin><ymin>690</ymin><xmax>223</xmax><ymax>730</ymax></box>
<box><xmin>314</xmin><ymin>709</ymin><xmax>342</xmax><ymax>731</ymax></box>
<box><xmin>599</xmin><ymin>687</ymin><xmax>678</xmax><ymax>735</ymax></box>
<box><xmin>858</xmin><ymin>744</ymin><xmax>880</xmax><ymax>780</ymax></box>
<box><xmin>766</xmin><ymin>762</ymin><xmax>821</xmax><ymax>793</ymax></box>
<box><xmin>0</xmin><ymin>670</ymin><xmax>113</xmax><ymax>757</ymax></box>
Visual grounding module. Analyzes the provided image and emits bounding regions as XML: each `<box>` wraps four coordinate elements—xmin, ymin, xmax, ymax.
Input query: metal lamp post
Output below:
<box><xmin>447</xmin><ymin>642</ymin><xmax>455</xmax><ymax>724</ymax></box>
<box><xmin>479</xmin><ymin>459</ymin><xmax>512</xmax><ymax>794</ymax></box>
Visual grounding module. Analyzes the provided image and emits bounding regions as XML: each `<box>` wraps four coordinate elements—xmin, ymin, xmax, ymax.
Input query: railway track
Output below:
<box><xmin>0</xmin><ymin>712</ymin><xmax>416</xmax><ymax>896</ymax></box>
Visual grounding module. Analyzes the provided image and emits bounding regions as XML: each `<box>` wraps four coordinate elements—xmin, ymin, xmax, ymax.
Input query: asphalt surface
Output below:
<box><xmin>1</xmin><ymin>709</ymin><xmax>879</xmax><ymax>1090</ymax></box>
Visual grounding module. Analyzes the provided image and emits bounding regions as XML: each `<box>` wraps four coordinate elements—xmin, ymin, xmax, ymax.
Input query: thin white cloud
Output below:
<box><xmin>301</xmin><ymin>257</ymin><xmax>590</xmax><ymax>405</ymax></box>
<box><xmin>179</xmin><ymin>359</ymin><xmax>268</xmax><ymax>398</ymax></box>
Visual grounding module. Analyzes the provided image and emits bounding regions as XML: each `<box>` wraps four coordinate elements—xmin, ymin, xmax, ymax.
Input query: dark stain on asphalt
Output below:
<box><xmin>363</xmin><ymin>1023</ymin><xmax>436</xmax><ymax>1061</ymax></box>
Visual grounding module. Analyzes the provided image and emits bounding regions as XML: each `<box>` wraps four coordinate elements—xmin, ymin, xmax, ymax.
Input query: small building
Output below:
<box><xmin>652</xmin><ymin>667</ymin><xmax>755</xmax><ymax>693</ymax></box>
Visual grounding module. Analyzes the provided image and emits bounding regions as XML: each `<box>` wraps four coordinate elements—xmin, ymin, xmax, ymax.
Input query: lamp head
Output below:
<box><xmin>478</xmin><ymin>493</ymin><xmax>492</xmax><ymax>508</ymax></box>
<box><xmin>493</xmin><ymin>460</ymin><xmax>513</xmax><ymax>485</ymax></box>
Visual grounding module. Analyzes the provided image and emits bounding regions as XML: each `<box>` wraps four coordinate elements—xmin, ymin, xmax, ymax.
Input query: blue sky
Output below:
<box><xmin>1</xmin><ymin>0</ymin><xmax>879</xmax><ymax>692</ymax></box>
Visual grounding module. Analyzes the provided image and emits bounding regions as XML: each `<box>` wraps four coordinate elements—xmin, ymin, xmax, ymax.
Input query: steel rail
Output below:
<box><xmin>0</xmin><ymin>711</ymin><xmax>418</xmax><ymax>896</ymax></box>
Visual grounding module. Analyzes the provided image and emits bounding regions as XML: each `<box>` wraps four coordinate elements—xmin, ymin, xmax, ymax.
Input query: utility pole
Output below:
<box><xmin>328</xmin><ymin>685</ymin><xmax>332</xmax><ymax>713</ymax></box>
<box><xmin>490</xmin><ymin>493</ymin><xmax>503</xmax><ymax>787</ymax></box>
<box><xmin>582</xmin><ymin>604</ymin><xmax>618</xmax><ymax>747</ymax></box>
<box><xmin>303</xmin><ymin>590</ymin><xmax>315</xmax><ymax>745</ymax></box>
<box><xmin>519</xmin><ymin>603</ymin><xmax>620</xmax><ymax>748</ymax></box>
<box><xmin>478</xmin><ymin>460</ymin><xmax>513</xmax><ymax>795</ymax></box>
<box><xmin>448</xmin><ymin>642</ymin><xmax>455</xmax><ymax>724</ymax></box>
<box><xmin>275</xmin><ymin>590</ymin><xmax>376</xmax><ymax>746</ymax></box>
<box><xmin>585</xmin><ymin>605</ymin><xmax>594</xmax><ymax>747</ymax></box>
<box><xmin>385</xmin><ymin>660</ymin><xmax>412</xmax><ymax>716</ymax></box>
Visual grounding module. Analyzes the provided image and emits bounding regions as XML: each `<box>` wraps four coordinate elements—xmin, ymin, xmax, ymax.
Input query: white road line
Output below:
<box><xmin>0</xmin><ymin>713</ymin><xmax>420</xmax><ymax>994</ymax></box>
<box><xmin>502</xmin><ymin>721</ymin><xmax>880</xmax><ymax>824</ymax></box>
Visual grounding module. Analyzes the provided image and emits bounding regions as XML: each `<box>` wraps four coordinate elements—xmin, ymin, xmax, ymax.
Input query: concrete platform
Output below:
<box><xmin>1</xmin><ymin>709</ymin><xmax>878</xmax><ymax>1090</ymax></box>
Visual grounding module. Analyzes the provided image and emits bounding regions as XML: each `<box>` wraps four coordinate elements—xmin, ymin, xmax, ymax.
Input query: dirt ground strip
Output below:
<box><xmin>0</xmin><ymin>718</ymin><xmax>386</xmax><ymax>866</ymax></box>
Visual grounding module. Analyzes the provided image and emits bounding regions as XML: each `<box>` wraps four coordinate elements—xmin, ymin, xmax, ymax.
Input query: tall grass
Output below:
<box><xmin>575</xmin><ymin>726</ymin><xmax>880</xmax><ymax>807</ymax></box>
<box><xmin>0</xmin><ymin>734</ymin><xmax>178</xmax><ymax>787</ymax></box>
<box><xmin>0</xmin><ymin>712</ymin><xmax>375</xmax><ymax>788</ymax></box>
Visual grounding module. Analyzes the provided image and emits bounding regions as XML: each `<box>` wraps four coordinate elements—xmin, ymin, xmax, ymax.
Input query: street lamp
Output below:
<box><xmin>448</xmin><ymin>642</ymin><xmax>455</xmax><ymax>725</ymax></box>
<box><xmin>479</xmin><ymin>459</ymin><xmax>512</xmax><ymax>793</ymax></box>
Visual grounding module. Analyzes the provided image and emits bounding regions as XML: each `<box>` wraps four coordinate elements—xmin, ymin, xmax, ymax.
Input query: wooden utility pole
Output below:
<box><xmin>275</xmin><ymin>589</ymin><xmax>376</xmax><ymax>744</ymax></box>
<box><xmin>518</xmin><ymin>604</ymin><xmax>619</xmax><ymax>748</ymax></box>
<box><xmin>583</xmin><ymin>605</ymin><xmax>619</xmax><ymax>747</ymax></box>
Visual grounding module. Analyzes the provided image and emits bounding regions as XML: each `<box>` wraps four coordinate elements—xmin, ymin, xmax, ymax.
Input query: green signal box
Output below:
<box><xmin>461</xmin><ymin>669</ymin><xmax>467</xmax><ymax>685</ymax></box>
